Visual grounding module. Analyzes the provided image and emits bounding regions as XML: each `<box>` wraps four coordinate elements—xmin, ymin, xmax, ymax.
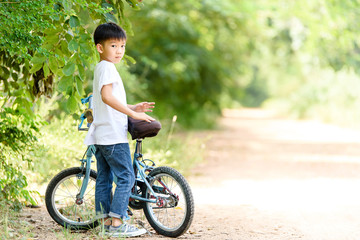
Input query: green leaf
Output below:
<box><xmin>49</xmin><ymin>57</ymin><xmax>58</xmax><ymax>74</ymax></box>
<box><xmin>43</xmin><ymin>63</ymin><xmax>50</xmax><ymax>77</ymax></box>
<box><xmin>60</xmin><ymin>40</ymin><xmax>70</xmax><ymax>55</ymax></box>
<box><xmin>42</xmin><ymin>43</ymin><xmax>54</xmax><ymax>51</ymax></box>
<box><xmin>75</xmin><ymin>76</ymin><xmax>85</xmax><ymax>96</ymax></box>
<box><xmin>58</xmin><ymin>75</ymin><xmax>73</xmax><ymax>92</ymax></box>
<box><xmin>79</xmin><ymin>42</ymin><xmax>91</xmax><ymax>55</ymax></box>
<box><xmin>101</xmin><ymin>3</ymin><xmax>115</xmax><ymax>13</ymax></box>
<box><xmin>66</xmin><ymin>95</ymin><xmax>78</xmax><ymax>113</ymax></box>
<box><xmin>68</xmin><ymin>39</ymin><xmax>79</xmax><ymax>52</ymax></box>
<box><xmin>45</xmin><ymin>34</ymin><xmax>59</xmax><ymax>45</ymax></box>
<box><xmin>11</xmin><ymin>71</ymin><xmax>18</xmax><ymax>81</ymax></box>
<box><xmin>10</xmin><ymin>81</ymin><xmax>19</xmax><ymax>89</ymax></box>
<box><xmin>79</xmin><ymin>54</ymin><xmax>91</xmax><ymax>69</ymax></box>
<box><xmin>13</xmin><ymin>89</ymin><xmax>23</xmax><ymax>97</ymax></box>
<box><xmin>44</xmin><ymin>27</ymin><xmax>58</xmax><ymax>36</ymax></box>
<box><xmin>1</xmin><ymin>66</ymin><xmax>10</xmax><ymax>79</ymax></box>
<box><xmin>22</xmin><ymin>65</ymin><xmax>29</xmax><ymax>77</ymax></box>
<box><xmin>77</xmin><ymin>64</ymin><xmax>85</xmax><ymax>80</ymax></box>
<box><xmin>57</xmin><ymin>56</ymin><xmax>65</xmax><ymax>67</ymax></box>
<box><xmin>80</xmin><ymin>33</ymin><xmax>91</xmax><ymax>41</ymax></box>
<box><xmin>66</xmin><ymin>86</ymin><xmax>73</xmax><ymax>96</ymax></box>
<box><xmin>65</xmin><ymin>33</ymin><xmax>73</xmax><ymax>43</ymax></box>
<box><xmin>78</xmin><ymin>8</ymin><xmax>91</xmax><ymax>24</ymax></box>
<box><xmin>29</xmin><ymin>63</ymin><xmax>43</xmax><ymax>74</ymax></box>
<box><xmin>123</xmin><ymin>55</ymin><xmax>136</xmax><ymax>64</ymax></box>
<box><xmin>69</xmin><ymin>16</ymin><xmax>80</xmax><ymax>28</ymax></box>
<box><xmin>105</xmin><ymin>12</ymin><xmax>118</xmax><ymax>23</ymax></box>
<box><xmin>31</xmin><ymin>56</ymin><xmax>46</xmax><ymax>65</ymax></box>
<box><xmin>125</xmin><ymin>0</ymin><xmax>141</xmax><ymax>10</ymax></box>
<box><xmin>63</xmin><ymin>62</ymin><xmax>76</xmax><ymax>76</ymax></box>
<box><xmin>13</xmin><ymin>63</ymin><xmax>20</xmax><ymax>72</ymax></box>
<box><xmin>62</xmin><ymin>0</ymin><xmax>72</xmax><ymax>13</ymax></box>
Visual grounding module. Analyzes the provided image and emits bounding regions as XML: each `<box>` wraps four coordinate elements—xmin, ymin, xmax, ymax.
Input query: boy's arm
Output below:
<box><xmin>101</xmin><ymin>84</ymin><xmax>155</xmax><ymax>122</ymax></box>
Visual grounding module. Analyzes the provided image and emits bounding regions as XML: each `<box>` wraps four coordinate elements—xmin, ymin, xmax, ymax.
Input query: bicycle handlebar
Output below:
<box><xmin>78</xmin><ymin>94</ymin><xmax>93</xmax><ymax>131</ymax></box>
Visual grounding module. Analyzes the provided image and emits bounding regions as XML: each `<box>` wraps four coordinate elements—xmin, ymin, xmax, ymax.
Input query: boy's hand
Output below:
<box><xmin>134</xmin><ymin>102</ymin><xmax>155</xmax><ymax>113</ymax></box>
<box><xmin>131</xmin><ymin>112</ymin><xmax>155</xmax><ymax>123</ymax></box>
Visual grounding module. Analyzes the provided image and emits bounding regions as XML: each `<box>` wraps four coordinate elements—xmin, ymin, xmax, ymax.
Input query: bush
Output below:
<box><xmin>0</xmin><ymin>108</ymin><xmax>44</xmax><ymax>210</ymax></box>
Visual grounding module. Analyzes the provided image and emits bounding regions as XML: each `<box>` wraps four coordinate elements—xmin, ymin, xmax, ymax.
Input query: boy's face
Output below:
<box><xmin>96</xmin><ymin>38</ymin><xmax>126</xmax><ymax>64</ymax></box>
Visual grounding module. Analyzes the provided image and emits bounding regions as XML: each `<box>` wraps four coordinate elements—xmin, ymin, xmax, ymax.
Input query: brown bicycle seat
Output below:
<box><xmin>128</xmin><ymin>117</ymin><xmax>161</xmax><ymax>140</ymax></box>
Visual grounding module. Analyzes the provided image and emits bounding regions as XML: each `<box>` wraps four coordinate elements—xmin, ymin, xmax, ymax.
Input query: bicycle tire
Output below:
<box><xmin>45</xmin><ymin>167</ymin><xmax>98</xmax><ymax>230</ymax></box>
<box><xmin>143</xmin><ymin>166</ymin><xmax>194</xmax><ymax>237</ymax></box>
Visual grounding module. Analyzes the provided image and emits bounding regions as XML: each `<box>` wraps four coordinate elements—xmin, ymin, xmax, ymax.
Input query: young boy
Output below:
<box><xmin>84</xmin><ymin>22</ymin><xmax>154</xmax><ymax>237</ymax></box>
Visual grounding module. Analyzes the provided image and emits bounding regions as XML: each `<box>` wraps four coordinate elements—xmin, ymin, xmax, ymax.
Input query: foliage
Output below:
<box><xmin>0</xmin><ymin>0</ymin><xmax>246</xmax><ymax>128</ymax></box>
<box><xmin>2</xmin><ymin>0</ymin><xmax>360</xmax><ymax>127</ymax></box>
<box><xmin>125</xmin><ymin>0</ymin><xmax>244</xmax><ymax>127</ymax></box>
<box><xmin>33</xmin><ymin>114</ymin><xmax>87</xmax><ymax>183</ymax></box>
<box><xmin>0</xmin><ymin>108</ymin><xmax>44</xmax><ymax>210</ymax></box>
<box><xmin>0</xmin><ymin>0</ymin><xmax>141</xmax><ymax>210</ymax></box>
<box><xmin>0</xmin><ymin>0</ymin><xmax>140</xmax><ymax>114</ymax></box>
<box><xmin>209</xmin><ymin>0</ymin><xmax>360</xmax><ymax>126</ymax></box>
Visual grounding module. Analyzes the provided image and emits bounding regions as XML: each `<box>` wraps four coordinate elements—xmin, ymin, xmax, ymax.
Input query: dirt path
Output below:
<box><xmin>188</xmin><ymin>108</ymin><xmax>360</xmax><ymax>240</ymax></box>
<box><xmin>22</xmin><ymin>108</ymin><xmax>360</xmax><ymax>239</ymax></box>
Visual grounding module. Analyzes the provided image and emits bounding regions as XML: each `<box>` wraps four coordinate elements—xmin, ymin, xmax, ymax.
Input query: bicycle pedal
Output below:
<box><xmin>84</xmin><ymin>108</ymin><xmax>93</xmax><ymax>123</ymax></box>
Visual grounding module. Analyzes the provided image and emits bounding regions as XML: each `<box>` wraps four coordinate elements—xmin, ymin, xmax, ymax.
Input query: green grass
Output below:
<box><xmin>0</xmin><ymin>204</ymin><xmax>34</xmax><ymax>239</ymax></box>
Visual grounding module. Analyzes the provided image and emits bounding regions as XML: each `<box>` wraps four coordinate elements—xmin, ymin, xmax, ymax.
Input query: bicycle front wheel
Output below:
<box><xmin>45</xmin><ymin>167</ymin><xmax>98</xmax><ymax>230</ymax></box>
<box><xmin>143</xmin><ymin>166</ymin><xmax>194</xmax><ymax>237</ymax></box>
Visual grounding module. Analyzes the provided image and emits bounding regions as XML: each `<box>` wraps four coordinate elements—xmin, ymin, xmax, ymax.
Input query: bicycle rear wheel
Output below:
<box><xmin>45</xmin><ymin>167</ymin><xmax>98</xmax><ymax>230</ymax></box>
<box><xmin>143</xmin><ymin>166</ymin><xmax>194</xmax><ymax>237</ymax></box>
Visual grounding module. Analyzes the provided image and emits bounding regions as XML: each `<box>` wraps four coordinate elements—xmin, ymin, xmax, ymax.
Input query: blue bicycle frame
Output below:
<box><xmin>76</xmin><ymin>96</ymin><xmax>159</xmax><ymax>205</ymax></box>
<box><xmin>76</xmin><ymin>141</ymin><xmax>158</xmax><ymax>205</ymax></box>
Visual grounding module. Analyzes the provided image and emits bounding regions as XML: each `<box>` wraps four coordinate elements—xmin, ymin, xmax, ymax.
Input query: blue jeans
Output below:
<box><xmin>94</xmin><ymin>143</ymin><xmax>135</xmax><ymax>220</ymax></box>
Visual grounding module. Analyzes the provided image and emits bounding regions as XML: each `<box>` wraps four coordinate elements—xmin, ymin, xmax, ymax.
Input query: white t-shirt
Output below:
<box><xmin>84</xmin><ymin>60</ymin><xmax>128</xmax><ymax>145</ymax></box>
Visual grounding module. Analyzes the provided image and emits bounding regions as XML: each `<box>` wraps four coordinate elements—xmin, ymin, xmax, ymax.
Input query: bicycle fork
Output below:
<box><xmin>76</xmin><ymin>145</ymin><xmax>95</xmax><ymax>205</ymax></box>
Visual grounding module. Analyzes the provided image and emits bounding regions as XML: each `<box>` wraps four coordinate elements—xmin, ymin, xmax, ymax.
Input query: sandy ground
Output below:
<box><xmin>21</xmin><ymin>108</ymin><xmax>360</xmax><ymax>239</ymax></box>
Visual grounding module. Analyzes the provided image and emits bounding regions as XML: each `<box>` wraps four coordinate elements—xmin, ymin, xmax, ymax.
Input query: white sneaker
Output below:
<box><xmin>106</xmin><ymin>222</ymin><xmax>147</xmax><ymax>237</ymax></box>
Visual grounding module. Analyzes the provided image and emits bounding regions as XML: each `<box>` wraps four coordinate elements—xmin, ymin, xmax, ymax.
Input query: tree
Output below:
<box><xmin>0</xmin><ymin>0</ymin><xmax>141</xmax><ymax>114</ymax></box>
<box><xmin>125</xmin><ymin>0</ymin><xmax>246</xmax><ymax>127</ymax></box>
<box><xmin>240</xmin><ymin>0</ymin><xmax>360</xmax><ymax>120</ymax></box>
<box><xmin>0</xmin><ymin>0</ymin><xmax>142</xmax><ymax>208</ymax></box>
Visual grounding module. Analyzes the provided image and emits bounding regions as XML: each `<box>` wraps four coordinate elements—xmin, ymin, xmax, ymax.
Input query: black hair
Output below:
<box><xmin>93</xmin><ymin>22</ymin><xmax>127</xmax><ymax>45</ymax></box>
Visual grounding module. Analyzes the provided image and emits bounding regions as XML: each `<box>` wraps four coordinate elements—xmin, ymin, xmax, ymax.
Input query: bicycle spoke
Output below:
<box><xmin>61</xmin><ymin>180</ymin><xmax>77</xmax><ymax>201</ymax></box>
<box><xmin>51</xmin><ymin>172</ymin><xmax>97</xmax><ymax>225</ymax></box>
<box><xmin>68</xmin><ymin>177</ymin><xmax>81</xmax><ymax>191</ymax></box>
<box><xmin>84</xmin><ymin>185</ymin><xmax>95</xmax><ymax>196</ymax></box>
<box><xmin>147</xmin><ymin>172</ymin><xmax>187</xmax><ymax>230</ymax></box>
<box><xmin>54</xmin><ymin>194</ymin><xmax>75</xmax><ymax>199</ymax></box>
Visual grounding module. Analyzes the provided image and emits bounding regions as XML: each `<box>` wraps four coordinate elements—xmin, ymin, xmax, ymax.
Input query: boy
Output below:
<box><xmin>84</xmin><ymin>22</ymin><xmax>154</xmax><ymax>237</ymax></box>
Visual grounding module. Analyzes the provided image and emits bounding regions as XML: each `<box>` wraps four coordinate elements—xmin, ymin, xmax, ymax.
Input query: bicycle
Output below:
<box><xmin>45</xmin><ymin>95</ymin><xmax>195</xmax><ymax>237</ymax></box>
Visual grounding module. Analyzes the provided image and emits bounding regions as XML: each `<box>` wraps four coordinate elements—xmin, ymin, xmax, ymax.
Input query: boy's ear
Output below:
<box><xmin>96</xmin><ymin>43</ymin><xmax>104</xmax><ymax>54</ymax></box>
